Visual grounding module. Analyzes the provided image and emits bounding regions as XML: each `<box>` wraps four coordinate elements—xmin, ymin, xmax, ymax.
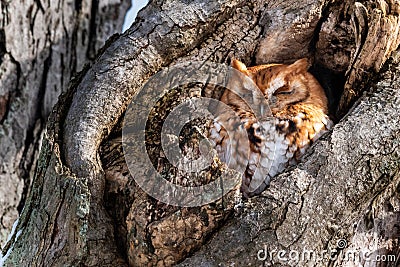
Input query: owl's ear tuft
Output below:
<box><xmin>289</xmin><ymin>58</ymin><xmax>310</xmax><ymax>73</ymax></box>
<box><xmin>232</xmin><ymin>59</ymin><xmax>249</xmax><ymax>75</ymax></box>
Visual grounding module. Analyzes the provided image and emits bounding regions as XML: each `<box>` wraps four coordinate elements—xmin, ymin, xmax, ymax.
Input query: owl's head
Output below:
<box><xmin>231</xmin><ymin>58</ymin><xmax>329</xmax><ymax>115</ymax></box>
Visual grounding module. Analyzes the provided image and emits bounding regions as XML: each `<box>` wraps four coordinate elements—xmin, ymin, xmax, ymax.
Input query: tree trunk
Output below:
<box><xmin>0</xmin><ymin>0</ymin><xmax>130</xmax><ymax>247</ymax></box>
<box><xmin>2</xmin><ymin>0</ymin><xmax>400</xmax><ymax>266</ymax></box>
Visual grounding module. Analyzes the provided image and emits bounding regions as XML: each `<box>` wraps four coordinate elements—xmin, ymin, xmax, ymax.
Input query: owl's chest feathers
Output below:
<box><xmin>273</xmin><ymin>103</ymin><xmax>331</xmax><ymax>154</ymax></box>
<box><xmin>239</xmin><ymin>104</ymin><xmax>331</xmax><ymax>196</ymax></box>
<box><xmin>209</xmin><ymin>106</ymin><xmax>331</xmax><ymax>197</ymax></box>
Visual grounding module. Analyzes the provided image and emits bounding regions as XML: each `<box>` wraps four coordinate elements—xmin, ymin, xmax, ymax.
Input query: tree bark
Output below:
<box><xmin>2</xmin><ymin>0</ymin><xmax>400</xmax><ymax>266</ymax></box>
<box><xmin>0</xmin><ymin>0</ymin><xmax>130</xmax><ymax>247</ymax></box>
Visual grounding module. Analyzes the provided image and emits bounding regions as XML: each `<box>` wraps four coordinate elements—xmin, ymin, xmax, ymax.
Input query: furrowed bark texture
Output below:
<box><xmin>2</xmin><ymin>0</ymin><xmax>400</xmax><ymax>266</ymax></box>
<box><xmin>0</xmin><ymin>0</ymin><xmax>130</xmax><ymax>247</ymax></box>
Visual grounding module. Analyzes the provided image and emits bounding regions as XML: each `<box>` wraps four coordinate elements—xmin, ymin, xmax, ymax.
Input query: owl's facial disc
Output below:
<box><xmin>267</xmin><ymin>77</ymin><xmax>310</xmax><ymax>113</ymax></box>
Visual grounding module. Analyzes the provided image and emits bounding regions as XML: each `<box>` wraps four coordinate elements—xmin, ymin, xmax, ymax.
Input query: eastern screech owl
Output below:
<box><xmin>208</xmin><ymin>58</ymin><xmax>333</xmax><ymax>197</ymax></box>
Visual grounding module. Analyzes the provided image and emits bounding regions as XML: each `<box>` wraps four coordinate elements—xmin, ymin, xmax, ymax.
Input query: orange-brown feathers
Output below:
<box><xmin>227</xmin><ymin>58</ymin><xmax>328</xmax><ymax>116</ymax></box>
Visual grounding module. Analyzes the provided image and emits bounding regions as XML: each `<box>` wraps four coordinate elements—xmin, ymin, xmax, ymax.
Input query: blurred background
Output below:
<box><xmin>123</xmin><ymin>0</ymin><xmax>149</xmax><ymax>32</ymax></box>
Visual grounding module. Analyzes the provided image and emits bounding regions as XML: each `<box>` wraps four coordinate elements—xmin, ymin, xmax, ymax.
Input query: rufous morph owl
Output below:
<box><xmin>208</xmin><ymin>58</ymin><xmax>333</xmax><ymax>197</ymax></box>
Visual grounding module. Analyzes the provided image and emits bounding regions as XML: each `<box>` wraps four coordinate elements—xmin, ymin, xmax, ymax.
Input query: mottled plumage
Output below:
<box><xmin>209</xmin><ymin>58</ymin><xmax>333</xmax><ymax>197</ymax></box>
